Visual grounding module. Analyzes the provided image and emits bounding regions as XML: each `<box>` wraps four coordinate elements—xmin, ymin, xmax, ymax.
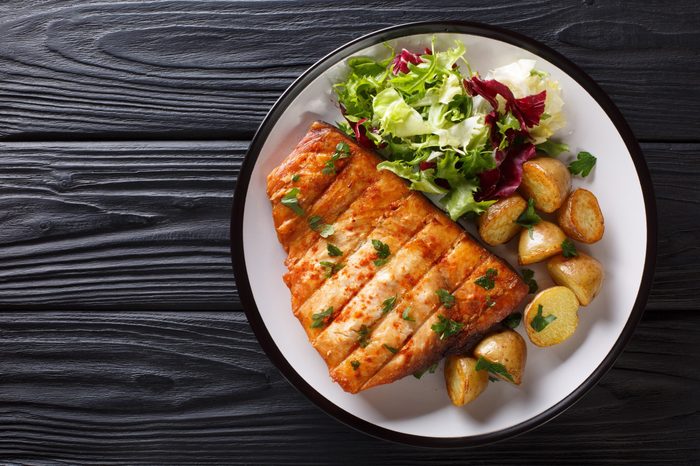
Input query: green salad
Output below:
<box><xmin>333</xmin><ymin>39</ymin><xmax>570</xmax><ymax>220</ymax></box>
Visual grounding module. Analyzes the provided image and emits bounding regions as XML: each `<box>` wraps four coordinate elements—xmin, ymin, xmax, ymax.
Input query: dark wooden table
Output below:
<box><xmin>1</xmin><ymin>1</ymin><xmax>698</xmax><ymax>464</ymax></box>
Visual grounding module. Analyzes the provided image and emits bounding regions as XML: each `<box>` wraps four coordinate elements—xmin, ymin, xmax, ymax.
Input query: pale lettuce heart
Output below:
<box><xmin>372</xmin><ymin>88</ymin><xmax>431</xmax><ymax>137</ymax></box>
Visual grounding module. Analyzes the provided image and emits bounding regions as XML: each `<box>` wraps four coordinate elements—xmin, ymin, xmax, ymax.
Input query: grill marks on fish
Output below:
<box><xmin>267</xmin><ymin>121</ymin><xmax>528</xmax><ymax>393</ymax></box>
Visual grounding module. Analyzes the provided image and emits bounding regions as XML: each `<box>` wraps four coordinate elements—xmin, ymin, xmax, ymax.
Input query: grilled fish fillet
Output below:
<box><xmin>267</xmin><ymin>121</ymin><xmax>528</xmax><ymax>393</ymax></box>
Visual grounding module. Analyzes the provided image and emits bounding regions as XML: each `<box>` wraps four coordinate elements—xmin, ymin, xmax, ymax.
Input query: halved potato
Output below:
<box><xmin>444</xmin><ymin>355</ymin><xmax>489</xmax><ymax>406</ymax></box>
<box><xmin>547</xmin><ymin>253</ymin><xmax>604</xmax><ymax>306</ymax></box>
<box><xmin>519</xmin><ymin>157</ymin><xmax>571</xmax><ymax>213</ymax></box>
<box><xmin>557</xmin><ymin>189</ymin><xmax>605</xmax><ymax>243</ymax></box>
<box><xmin>524</xmin><ymin>286</ymin><xmax>579</xmax><ymax>347</ymax></box>
<box><xmin>472</xmin><ymin>330</ymin><xmax>527</xmax><ymax>385</ymax></box>
<box><xmin>518</xmin><ymin>221</ymin><xmax>567</xmax><ymax>265</ymax></box>
<box><xmin>478</xmin><ymin>194</ymin><xmax>528</xmax><ymax>246</ymax></box>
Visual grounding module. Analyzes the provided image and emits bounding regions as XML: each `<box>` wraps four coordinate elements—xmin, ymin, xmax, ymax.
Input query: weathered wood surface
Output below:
<box><xmin>0</xmin><ymin>310</ymin><xmax>697</xmax><ymax>464</ymax></box>
<box><xmin>0</xmin><ymin>0</ymin><xmax>699</xmax><ymax>141</ymax></box>
<box><xmin>0</xmin><ymin>141</ymin><xmax>697</xmax><ymax>311</ymax></box>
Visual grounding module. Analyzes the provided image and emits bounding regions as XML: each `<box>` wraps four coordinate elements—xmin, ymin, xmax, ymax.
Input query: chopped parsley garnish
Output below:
<box><xmin>536</xmin><ymin>139</ymin><xmax>569</xmax><ymax>157</ymax></box>
<box><xmin>350</xmin><ymin>360</ymin><xmax>360</xmax><ymax>370</ymax></box>
<box><xmin>308</xmin><ymin>215</ymin><xmax>334</xmax><ymax>238</ymax></box>
<box><xmin>568</xmin><ymin>151</ymin><xmax>597</xmax><ymax>177</ymax></box>
<box><xmin>383</xmin><ymin>343</ymin><xmax>398</xmax><ymax>354</ymax></box>
<box><xmin>327</xmin><ymin>243</ymin><xmax>343</xmax><ymax>257</ymax></box>
<box><xmin>435</xmin><ymin>288</ymin><xmax>455</xmax><ymax>309</ymax></box>
<box><xmin>530</xmin><ymin>304</ymin><xmax>557</xmax><ymax>332</ymax></box>
<box><xmin>475</xmin><ymin>268</ymin><xmax>498</xmax><ymax>290</ymax></box>
<box><xmin>521</xmin><ymin>268</ymin><xmax>539</xmax><ymax>294</ymax></box>
<box><xmin>413</xmin><ymin>361</ymin><xmax>439</xmax><ymax>379</ymax></box>
<box><xmin>281</xmin><ymin>188</ymin><xmax>304</xmax><ymax>216</ymax></box>
<box><xmin>431</xmin><ymin>315</ymin><xmax>463</xmax><ymax>340</ymax></box>
<box><xmin>291</xmin><ymin>173</ymin><xmax>300</xmax><ymax>182</ymax></box>
<box><xmin>380</xmin><ymin>295</ymin><xmax>398</xmax><ymax>315</ymax></box>
<box><xmin>561</xmin><ymin>238</ymin><xmax>578</xmax><ymax>258</ymax></box>
<box><xmin>319</xmin><ymin>260</ymin><xmax>344</xmax><ymax>278</ymax></box>
<box><xmin>516</xmin><ymin>198</ymin><xmax>542</xmax><ymax>238</ymax></box>
<box><xmin>475</xmin><ymin>356</ymin><xmax>514</xmax><ymax>383</ymax></box>
<box><xmin>402</xmin><ymin>307</ymin><xmax>415</xmax><ymax>321</ymax></box>
<box><xmin>485</xmin><ymin>295</ymin><xmax>496</xmax><ymax>308</ymax></box>
<box><xmin>322</xmin><ymin>141</ymin><xmax>352</xmax><ymax>175</ymax></box>
<box><xmin>355</xmin><ymin>325</ymin><xmax>370</xmax><ymax>348</ymax></box>
<box><xmin>488</xmin><ymin>375</ymin><xmax>499</xmax><ymax>383</ymax></box>
<box><xmin>371</xmin><ymin>239</ymin><xmax>391</xmax><ymax>266</ymax></box>
<box><xmin>310</xmin><ymin>306</ymin><xmax>333</xmax><ymax>329</ymax></box>
<box><xmin>503</xmin><ymin>312</ymin><xmax>522</xmax><ymax>329</ymax></box>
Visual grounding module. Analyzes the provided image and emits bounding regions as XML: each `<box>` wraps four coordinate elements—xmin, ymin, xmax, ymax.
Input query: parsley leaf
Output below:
<box><xmin>322</xmin><ymin>142</ymin><xmax>352</xmax><ymax>175</ymax></box>
<box><xmin>327</xmin><ymin>243</ymin><xmax>343</xmax><ymax>257</ymax></box>
<box><xmin>291</xmin><ymin>173</ymin><xmax>300</xmax><ymax>182</ymax></box>
<box><xmin>536</xmin><ymin>139</ymin><xmax>569</xmax><ymax>156</ymax></box>
<box><xmin>568</xmin><ymin>151</ymin><xmax>597</xmax><ymax>177</ymax></box>
<box><xmin>530</xmin><ymin>304</ymin><xmax>557</xmax><ymax>332</ymax></box>
<box><xmin>413</xmin><ymin>361</ymin><xmax>439</xmax><ymax>379</ymax></box>
<box><xmin>503</xmin><ymin>313</ymin><xmax>522</xmax><ymax>329</ymax></box>
<box><xmin>402</xmin><ymin>307</ymin><xmax>415</xmax><ymax>321</ymax></box>
<box><xmin>380</xmin><ymin>295</ymin><xmax>398</xmax><ymax>315</ymax></box>
<box><xmin>319</xmin><ymin>261</ymin><xmax>344</xmax><ymax>278</ymax></box>
<box><xmin>308</xmin><ymin>215</ymin><xmax>334</xmax><ymax>238</ymax></box>
<box><xmin>310</xmin><ymin>306</ymin><xmax>333</xmax><ymax>328</ymax></box>
<box><xmin>485</xmin><ymin>295</ymin><xmax>496</xmax><ymax>308</ymax></box>
<box><xmin>350</xmin><ymin>360</ymin><xmax>360</xmax><ymax>370</ymax></box>
<box><xmin>281</xmin><ymin>188</ymin><xmax>304</xmax><ymax>216</ymax></box>
<box><xmin>516</xmin><ymin>198</ymin><xmax>541</xmax><ymax>237</ymax></box>
<box><xmin>561</xmin><ymin>238</ymin><xmax>578</xmax><ymax>258</ymax></box>
<box><xmin>431</xmin><ymin>314</ymin><xmax>463</xmax><ymax>340</ymax></box>
<box><xmin>435</xmin><ymin>289</ymin><xmax>456</xmax><ymax>309</ymax></box>
<box><xmin>475</xmin><ymin>268</ymin><xmax>498</xmax><ymax>290</ymax></box>
<box><xmin>521</xmin><ymin>268</ymin><xmax>539</xmax><ymax>294</ymax></box>
<box><xmin>383</xmin><ymin>343</ymin><xmax>398</xmax><ymax>354</ymax></box>
<box><xmin>372</xmin><ymin>239</ymin><xmax>391</xmax><ymax>266</ymax></box>
<box><xmin>355</xmin><ymin>325</ymin><xmax>371</xmax><ymax>348</ymax></box>
<box><xmin>475</xmin><ymin>356</ymin><xmax>514</xmax><ymax>383</ymax></box>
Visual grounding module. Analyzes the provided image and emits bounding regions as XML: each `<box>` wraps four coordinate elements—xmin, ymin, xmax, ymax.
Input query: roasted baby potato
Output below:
<box><xmin>444</xmin><ymin>355</ymin><xmax>489</xmax><ymax>406</ymax></box>
<box><xmin>518</xmin><ymin>221</ymin><xmax>567</xmax><ymax>265</ymax></box>
<box><xmin>519</xmin><ymin>157</ymin><xmax>571</xmax><ymax>213</ymax></box>
<box><xmin>478</xmin><ymin>194</ymin><xmax>528</xmax><ymax>246</ymax></box>
<box><xmin>473</xmin><ymin>330</ymin><xmax>527</xmax><ymax>385</ymax></box>
<box><xmin>524</xmin><ymin>286</ymin><xmax>579</xmax><ymax>347</ymax></box>
<box><xmin>557</xmin><ymin>188</ymin><xmax>605</xmax><ymax>244</ymax></box>
<box><xmin>547</xmin><ymin>253</ymin><xmax>604</xmax><ymax>306</ymax></box>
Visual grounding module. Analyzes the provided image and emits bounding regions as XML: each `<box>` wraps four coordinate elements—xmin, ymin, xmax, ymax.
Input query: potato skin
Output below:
<box><xmin>473</xmin><ymin>330</ymin><xmax>527</xmax><ymax>385</ymax></box>
<box><xmin>518</xmin><ymin>221</ymin><xmax>567</xmax><ymax>265</ymax></box>
<box><xmin>547</xmin><ymin>253</ymin><xmax>604</xmax><ymax>306</ymax></box>
<box><xmin>557</xmin><ymin>188</ymin><xmax>605</xmax><ymax>244</ymax></box>
<box><xmin>444</xmin><ymin>355</ymin><xmax>489</xmax><ymax>406</ymax></box>
<box><xmin>525</xmin><ymin>286</ymin><xmax>579</xmax><ymax>347</ymax></box>
<box><xmin>478</xmin><ymin>194</ymin><xmax>528</xmax><ymax>246</ymax></box>
<box><xmin>519</xmin><ymin>157</ymin><xmax>571</xmax><ymax>213</ymax></box>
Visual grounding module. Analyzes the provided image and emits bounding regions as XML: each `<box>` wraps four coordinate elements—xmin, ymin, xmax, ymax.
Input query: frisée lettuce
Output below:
<box><xmin>333</xmin><ymin>39</ymin><xmax>566</xmax><ymax>220</ymax></box>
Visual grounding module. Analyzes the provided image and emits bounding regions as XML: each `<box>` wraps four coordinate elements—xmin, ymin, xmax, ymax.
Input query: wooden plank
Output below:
<box><xmin>0</xmin><ymin>0</ymin><xmax>698</xmax><ymax>141</ymax></box>
<box><xmin>0</xmin><ymin>141</ymin><xmax>697</xmax><ymax>311</ymax></box>
<box><xmin>0</xmin><ymin>310</ymin><xmax>696</xmax><ymax>464</ymax></box>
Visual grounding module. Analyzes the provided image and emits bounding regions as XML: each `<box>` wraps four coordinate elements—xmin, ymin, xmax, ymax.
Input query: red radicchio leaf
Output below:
<box><xmin>419</xmin><ymin>161</ymin><xmax>437</xmax><ymax>171</ymax></box>
<box><xmin>392</xmin><ymin>49</ymin><xmax>423</xmax><ymax>75</ymax></box>
<box><xmin>464</xmin><ymin>76</ymin><xmax>546</xmax><ymax>132</ymax></box>
<box><xmin>348</xmin><ymin>117</ymin><xmax>375</xmax><ymax>149</ymax></box>
<box><xmin>479</xmin><ymin>143</ymin><xmax>537</xmax><ymax>199</ymax></box>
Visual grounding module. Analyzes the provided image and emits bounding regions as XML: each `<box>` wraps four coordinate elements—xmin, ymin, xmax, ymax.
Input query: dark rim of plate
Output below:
<box><xmin>230</xmin><ymin>21</ymin><xmax>657</xmax><ymax>448</ymax></box>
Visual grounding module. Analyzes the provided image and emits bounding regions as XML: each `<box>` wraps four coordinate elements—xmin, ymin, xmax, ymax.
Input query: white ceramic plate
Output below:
<box><xmin>231</xmin><ymin>22</ymin><xmax>656</xmax><ymax>447</ymax></box>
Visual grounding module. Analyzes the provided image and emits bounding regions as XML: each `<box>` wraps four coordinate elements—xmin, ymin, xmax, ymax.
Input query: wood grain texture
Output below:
<box><xmin>0</xmin><ymin>141</ymin><xmax>697</xmax><ymax>311</ymax></box>
<box><xmin>0</xmin><ymin>0</ymin><xmax>699</xmax><ymax>141</ymax></box>
<box><xmin>0</xmin><ymin>310</ymin><xmax>696</xmax><ymax>464</ymax></box>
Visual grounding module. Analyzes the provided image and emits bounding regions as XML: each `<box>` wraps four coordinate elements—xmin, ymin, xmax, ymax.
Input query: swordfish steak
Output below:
<box><xmin>267</xmin><ymin>121</ymin><xmax>528</xmax><ymax>393</ymax></box>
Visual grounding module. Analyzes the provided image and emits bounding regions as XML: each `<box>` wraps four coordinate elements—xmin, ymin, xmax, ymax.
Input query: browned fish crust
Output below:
<box><xmin>267</xmin><ymin>121</ymin><xmax>528</xmax><ymax>393</ymax></box>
